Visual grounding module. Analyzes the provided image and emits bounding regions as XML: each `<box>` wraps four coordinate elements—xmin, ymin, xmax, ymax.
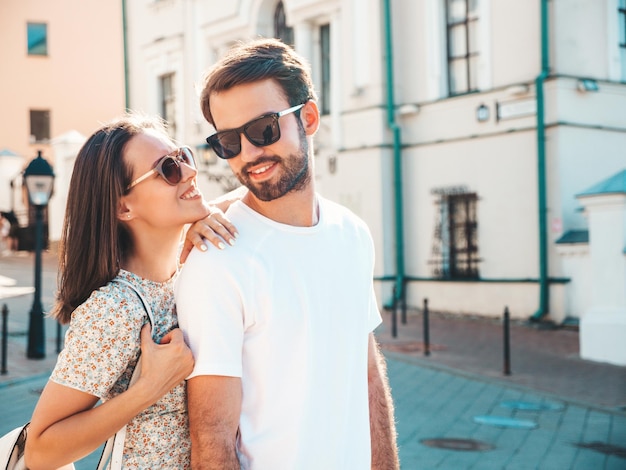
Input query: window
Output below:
<box><xmin>29</xmin><ymin>110</ymin><xmax>50</xmax><ymax>143</ymax></box>
<box><xmin>159</xmin><ymin>73</ymin><xmax>176</xmax><ymax>137</ymax></box>
<box><xmin>274</xmin><ymin>1</ymin><xmax>294</xmax><ymax>46</ymax></box>
<box><xmin>320</xmin><ymin>24</ymin><xmax>331</xmax><ymax>115</ymax></box>
<box><xmin>617</xmin><ymin>0</ymin><xmax>626</xmax><ymax>80</ymax></box>
<box><xmin>445</xmin><ymin>0</ymin><xmax>479</xmax><ymax>95</ymax></box>
<box><xmin>430</xmin><ymin>190</ymin><xmax>480</xmax><ymax>279</ymax></box>
<box><xmin>27</xmin><ymin>22</ymin><xmax>48</xmax><ymax>56</ymax></box>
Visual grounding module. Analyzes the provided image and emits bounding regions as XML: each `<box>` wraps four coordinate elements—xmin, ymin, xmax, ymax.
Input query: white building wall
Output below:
<box><xmin>490</xmin><ymin>0</ymin><xmax>540</xmax><ymax>87</ymax></box>
<box><xmin>48</xmin><ymin>131</ymin><xmax>85</xmax><ymax>242</ymax></box>
<box><xmin>557</xmin><ymin>244</ymin><xmax>591</xmax><ymax>319</ymax></box>
<box><xmin>579</xmin><ymin>192</ymin><xmax>626</xmax><ymax>365</ymax></box>
<box><xmin>123</xmin><ymin>0</ymin><xmax>626</xmax><ymax>325</ymax></box>
<box><xmin>551</xmin><ymin>125</ymin><xmax>626</xmax><ymax>235</ymax></box>
<box><xmin>553</xmin><ymin>0</ymin><xmax>610</xmax><ymax>79</ymax></box>
<box><xmin>0</xmin><ymin>155</ymin><xmax>24</xmax><ymax>214</ymax></box>
<box><xmin>405</xmin><ymin>130</ymin><xmax>539</xmax><ymax>280</ymax></box>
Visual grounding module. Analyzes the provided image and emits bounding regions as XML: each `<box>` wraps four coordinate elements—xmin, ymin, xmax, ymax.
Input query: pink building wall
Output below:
<box><xmin>0</xmin><ymin>0</ymin><xmax>126</xmax><ymax>165</ymax></box>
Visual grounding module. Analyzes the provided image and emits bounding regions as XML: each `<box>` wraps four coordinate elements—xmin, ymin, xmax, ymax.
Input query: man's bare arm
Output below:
<box><xmin>187</xmin><ymin>375</ymin><xmax>242</xmax><ymax>470</ymax></box>
<box><xmin>368</xmin><ymin>333</ymin><xmax>399</xmax><ymax>470</ymax></box>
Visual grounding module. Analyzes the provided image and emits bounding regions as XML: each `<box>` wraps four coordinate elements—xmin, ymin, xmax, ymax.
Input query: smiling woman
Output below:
<box><xmin>21</xmin><ymin>113</ymin><xmax>215</xmax><ymax>469</ymax></box>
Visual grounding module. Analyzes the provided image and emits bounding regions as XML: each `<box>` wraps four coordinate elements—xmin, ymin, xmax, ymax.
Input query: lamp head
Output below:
<box><xmin>23</xmin><ymin>150</ymin><xmax>55</xmax><ymax>207</ymax></box>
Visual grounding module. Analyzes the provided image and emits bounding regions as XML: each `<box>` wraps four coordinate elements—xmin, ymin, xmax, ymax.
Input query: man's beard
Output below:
<box><xmin>235</xmin><ymin>129</ymin><xmax>311</xmax><ymax>202</ymax></box>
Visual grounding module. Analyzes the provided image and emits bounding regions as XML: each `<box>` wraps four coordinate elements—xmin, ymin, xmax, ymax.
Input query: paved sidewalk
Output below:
<box><xmin>376</xmin><ymin>308</ymin><xmax>626</xmax><ymax>410</ymax></box>
<box><xmin>1</xmin><ymin>251</ymin><xmax>625</xmax><ymax>469</ymax></box>
<box><xmin>1</xmin><ymin>250</ymin><xmax>63</xmax><ymax>384</ymax></box>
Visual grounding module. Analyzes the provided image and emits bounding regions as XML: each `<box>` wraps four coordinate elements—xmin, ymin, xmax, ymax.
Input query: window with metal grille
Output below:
<box><xmin>445</xmin><ymin>0</ymin><xmax>479</xmax><ymax>95</ymax></box>
<box><xmin>159</xmin><ymin>73</ymin><xmax>176</xmax><ymax>137</ymax></box>
<box><xmin>27</xmin><ymin>22</ymin><xmax>47</xmax><ymax>56</ymax></box>
<box><xmin>430</xmin><ymin>191</ymin><xmax>480</xmax><ymax>279</ymax></box>
<box><xmin>274</xmin><ymin>1</ymin><xmax>294</xmax><ymax>46</ymax></box>
<box><xmin>29</xmin><ymin>110</ymin><xmax>50</xmax><ymax>143</ymax></box>
<box><xmin>617</xmin><ymin>0</ymin><xmax>626</xmax><ymax>80</ymax></box>
<box><xmin>320</xmin><ymin>24</ymin><xmax>331</xmax><ymax>115</ymax></box>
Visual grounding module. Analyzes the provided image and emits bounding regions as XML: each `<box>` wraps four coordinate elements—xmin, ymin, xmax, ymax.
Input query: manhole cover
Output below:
<box><xmin>421</xmin><ymin>438</ymin><xmax>494</xmax><ymax>452</ymax></box>
<box><xmin>575</xmin><ymin>442</ymin><xmax>626</xmax><ymax>458</ymax></box>
<box><xmin>473</xmin><ymin>415</ymin><xmax>538</xmax><ymax>429</ymax></box>
<box><xmin>499</xmin><ymin>401</ymin><xmax>564</xmax><ymax>411</ymax></box>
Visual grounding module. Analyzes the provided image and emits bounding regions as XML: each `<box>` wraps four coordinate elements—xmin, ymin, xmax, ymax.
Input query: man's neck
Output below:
<box><xmin>242</xmin><ymin>185</ymin><xmax>319</xmax><ymax>227</ymax></box>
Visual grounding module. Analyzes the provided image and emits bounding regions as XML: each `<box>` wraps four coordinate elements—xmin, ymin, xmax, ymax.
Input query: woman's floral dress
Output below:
<box><xmin>51</xmin><ymin>269</ymin><xmax>190</xmax><ymax>468</ymax></box>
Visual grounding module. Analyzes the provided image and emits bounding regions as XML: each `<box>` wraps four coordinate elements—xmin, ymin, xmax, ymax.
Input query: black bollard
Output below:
<box><xmin>57</xmin><ymin>321</ymin><xmax>62</xmax><ymax>354</ymax></box>
<box><xmin>391</xmin><ymin>287</ymin><xmax>398</xmax><ymax>338</ymax></box>
<box><xmin>503</xmin><ymin>306</ymin><xmax>511</xmax><ymax>375</ymax></box>
<box><xmin>401</xmin><ymin>283</ymin><xmax>407</xmax><ymax>325</ymax></box>
<box><xmin>2</xmin><ymin>304</ymin><xmax>8</xmax><ymax>375</ymax></box>
<box><xmin>423</xmin><ymin>298</ymin><xmax>430</xmax><ymax>356</ymax></box>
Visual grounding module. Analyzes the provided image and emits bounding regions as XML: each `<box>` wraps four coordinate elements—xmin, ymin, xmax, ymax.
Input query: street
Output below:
<box><xmin>1</xmin><ymin>251</ymin><xmax>625</xmax><ymax>469</ymax></box>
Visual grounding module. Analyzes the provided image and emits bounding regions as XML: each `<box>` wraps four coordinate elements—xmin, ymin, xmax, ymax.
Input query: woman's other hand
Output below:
<box><xmin>180</xmin><ymin>207</ymin><xmax>238</xmax><ymax>264</ymax></box>
<box><xmin>136</xmin><ymin>324</ymin><xmax>194</xmax><ymax>403</ymax></box>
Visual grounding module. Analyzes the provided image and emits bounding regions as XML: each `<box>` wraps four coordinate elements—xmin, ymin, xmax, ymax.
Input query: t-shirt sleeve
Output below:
<box><xmin>362</xmin><ymin>220</ymin><xmax>382</xmax><ymax>333</ymax></box>
<box><xmin>368</xmin><ymin>285</ymin><xmax>383</xmax><ymax>333</ymax></box>
<box><xmin>175</xmin><ymin>248</ymin><xmax>244</xmax><ymax>379</ymax></box>
<box><xmin>51</xmin><ymin>287</ymin><xmax>145</xmax><ymax>399</ymax></box>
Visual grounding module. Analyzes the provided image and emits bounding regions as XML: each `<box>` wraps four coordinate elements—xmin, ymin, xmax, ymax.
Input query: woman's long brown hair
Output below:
<box><xmin>51</xmin><ymin>114</ymin><xmax>166</xmax><ymax>324</ymax></box>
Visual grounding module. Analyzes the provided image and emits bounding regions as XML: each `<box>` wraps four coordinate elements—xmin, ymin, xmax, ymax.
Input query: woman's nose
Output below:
<box><xmin>181</xmin><ymin>160</ymin><xmax>198</xmax><ymax>182</ymax></box>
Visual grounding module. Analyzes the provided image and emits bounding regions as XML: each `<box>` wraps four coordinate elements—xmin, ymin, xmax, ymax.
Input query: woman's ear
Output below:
<box><xmin>117</xmin><ymin>200</ymin><xmax>134</xmax><ymax>222</ymax></box>
<box><xmin>301</xmin><ymin>100</ymin><xmax>320</xmax><ymax>136</ymax></box>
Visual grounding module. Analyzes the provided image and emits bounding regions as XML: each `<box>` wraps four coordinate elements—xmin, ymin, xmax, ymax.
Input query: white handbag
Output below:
<box><xmin>0</xmin><ymin>424</ymin><xmax>75</xmax><ymax>470</ymax></box>
<box><xmin>0</xmin><ymin>279</ymin><xmax>153</xmax><ymax>470</ymax></box>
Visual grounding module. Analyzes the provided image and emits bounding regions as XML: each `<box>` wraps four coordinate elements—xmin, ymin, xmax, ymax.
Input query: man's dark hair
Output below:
<box><xmin>200</xmin><ymin>38</ymin><xmax>318</xmax><ymax>126</ymax></box>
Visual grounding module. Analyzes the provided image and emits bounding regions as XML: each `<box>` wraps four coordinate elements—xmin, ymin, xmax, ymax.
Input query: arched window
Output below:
<box><xmin>274</xmin><ymin>1</ymin><xmax>294</xmax><ymax>46</ymax></box>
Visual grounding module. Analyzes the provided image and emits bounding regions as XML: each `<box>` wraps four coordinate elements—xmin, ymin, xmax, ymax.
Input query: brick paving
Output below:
<box><xmin>377</xmin><ymin>308</ymin><xmax>626</xmax><ymax>410</ymax></box>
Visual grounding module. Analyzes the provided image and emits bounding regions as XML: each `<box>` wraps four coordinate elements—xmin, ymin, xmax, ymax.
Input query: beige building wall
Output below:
<box><xmin>0</xmin><ymin>0</ymin><xmax>125</xmax><ymax>169</ymax></box>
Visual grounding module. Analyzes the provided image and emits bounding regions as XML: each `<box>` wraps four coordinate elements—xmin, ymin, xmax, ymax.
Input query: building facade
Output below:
<box><xmin>0</xmin><ymin>0</ymin><xmax>618</xmax><ymax>362</ymax></box>
<box><xmin>124</xmin><ymin>0</ymin><xmax>626</xmax><ymax>340</ymax></box>
<box><xmin>0</xmin><ymin>0</ymin><xmax>126</xmax><ymax>240</ymax></box>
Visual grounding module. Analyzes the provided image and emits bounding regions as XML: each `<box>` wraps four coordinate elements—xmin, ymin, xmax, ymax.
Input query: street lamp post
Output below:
<box><xmin>23</xmin><ymin>150</ymin><xmax>55</xmax><ymax>359</ymax></box>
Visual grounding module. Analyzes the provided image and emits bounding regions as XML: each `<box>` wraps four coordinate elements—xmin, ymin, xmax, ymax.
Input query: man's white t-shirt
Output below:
<box><xmin>176</xmin><ymin>196</ymin><xmax>382</xmax><ymax>469</ymax></box>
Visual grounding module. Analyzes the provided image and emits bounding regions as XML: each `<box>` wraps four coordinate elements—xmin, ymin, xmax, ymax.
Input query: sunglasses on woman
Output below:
<box><xmin>126</xmin><ymin>146</ymin><xmax>196</xmax><ymax>191</ymax></box>
<box><xmin>206</xmin><ymin>103</ymin><xmax>305</xmax><ymax>160</ymax></box>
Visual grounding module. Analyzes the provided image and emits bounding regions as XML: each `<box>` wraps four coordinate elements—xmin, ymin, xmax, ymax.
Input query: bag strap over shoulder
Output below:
<box><xmin>97</xmin><ymin>278</ymin><xmax>154</xmax><ymax>470</ymax></box>
<box><xmin>113</xmin><ymin>278</ymin><xmax>155</xmax><ymax>326</ymax></box>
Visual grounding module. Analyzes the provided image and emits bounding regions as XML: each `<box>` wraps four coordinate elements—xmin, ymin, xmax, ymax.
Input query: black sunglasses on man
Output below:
<box><xmin>206</xmin><ymin>104</ymin><xmax>305</xmax><ymax>160</ymax></box>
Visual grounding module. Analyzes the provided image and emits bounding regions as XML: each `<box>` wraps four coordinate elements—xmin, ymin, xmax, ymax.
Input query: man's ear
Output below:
<box><xmin>301</xmin><ymin>100</ymin><xmax>320</xmax><ymax>136</ymax></box>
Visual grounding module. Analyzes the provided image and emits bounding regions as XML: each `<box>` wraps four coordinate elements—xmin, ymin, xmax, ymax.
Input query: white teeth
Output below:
<box><xmin>181</xmin><ymin>187</ymin><xmax>200</xmax><ymax>199</ymax></box>
<box><xmin>251</xmin><ymin>164</ymin><xmax>272</xmax><ymax>175</ymax></box>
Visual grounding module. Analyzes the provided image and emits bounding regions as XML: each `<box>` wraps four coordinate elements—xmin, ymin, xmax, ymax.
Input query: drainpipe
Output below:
<box><xmin>530</xmin><ymin>0</ymin><xmax>549</xmax><ymax>322</ymax></box>
<box><xmin>122</xmin><ymin>0</ymin><xmax>130</xmax><ymax>110</ymax></box>
<box><xmin>383</xmin><ymin>0</ymin><xmax>406</xmax><ymax>308</ymax></box>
